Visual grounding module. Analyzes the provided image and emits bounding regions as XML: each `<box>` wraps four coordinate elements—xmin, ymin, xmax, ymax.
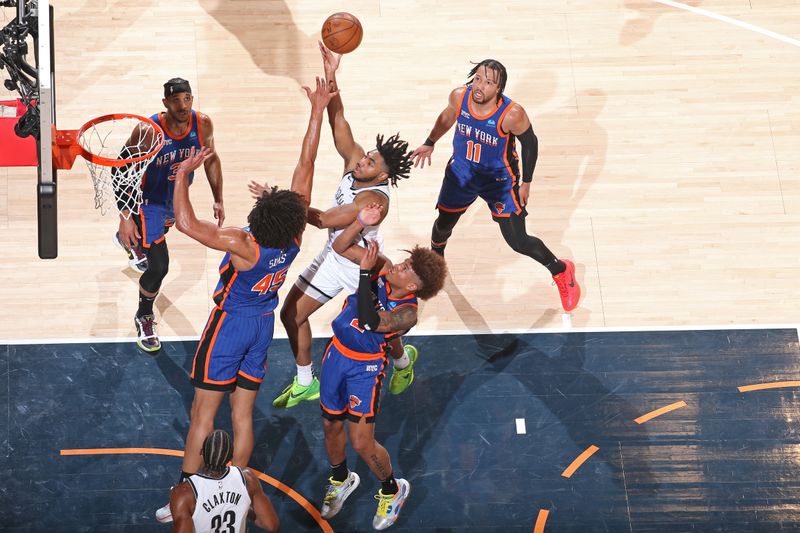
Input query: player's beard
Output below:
<box><xmin>168</xmin><ymin>109</ymin><xmax>191</xmax><ymax>126</ymax></box>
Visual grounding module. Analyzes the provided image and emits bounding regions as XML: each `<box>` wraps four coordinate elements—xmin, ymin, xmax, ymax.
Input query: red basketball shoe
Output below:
<box><xmin>553</xmin><ymin>259</ymin><xmax>580</xmax><ymax>312</ymax></box>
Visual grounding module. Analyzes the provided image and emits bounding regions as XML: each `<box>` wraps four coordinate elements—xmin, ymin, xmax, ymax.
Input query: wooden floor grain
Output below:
<box><xmin>1</xmin><ymin>0</ymin><xmax>798</xmax><ymax>340</ymax></box>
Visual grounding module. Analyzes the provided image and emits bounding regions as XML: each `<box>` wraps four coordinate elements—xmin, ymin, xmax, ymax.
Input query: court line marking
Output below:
<box><xmin>654</xmin><ymin>0</ymin><xmax>800</xmax><ymax>48</ymax></box>
<box><xmin>4</xmin><ymin>322</ymin><xmax>800</xmax><ymax>345</ymax></box>
<box><xmin>534</xmin><ymin>509</ymin><xmax>550</xmax><ymax>533</ymax></box>
<box><xmin>634</xmin><ymin>400</ymin><xmax>688</xmax><ymax>425</ymax></box>
<box><xmin>60</xmin><ymin>447</ymin><xmax>333</xmax><ymax>533</ymax></box>
<box><xmin>561</xmin><ymin>445</ymin><xmax>600</xmax><ymax>479</ymax></box>
<box><xmin>738</xmin><ymin>381</ymin><xmax>800</xmax><ymax>393</ymax></box>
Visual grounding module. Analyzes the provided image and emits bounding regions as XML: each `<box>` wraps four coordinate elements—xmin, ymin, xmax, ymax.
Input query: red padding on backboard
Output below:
<box><xmin>0</xmin><ymin>99</ymin><xmax>38</xmax><ymax>167</ymax></box>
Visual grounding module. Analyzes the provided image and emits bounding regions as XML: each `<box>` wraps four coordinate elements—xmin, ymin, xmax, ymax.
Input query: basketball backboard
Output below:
<box><xmin>0</xmin><ymin>0</ymin><xmax>56</xmax><ymax>258</ymax></box>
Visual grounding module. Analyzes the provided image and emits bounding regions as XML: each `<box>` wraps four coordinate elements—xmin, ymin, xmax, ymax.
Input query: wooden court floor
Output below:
<box><xmin>1</xmin><ymin>0</ymin><xmax>799</xmax><ymax>342</ymax></box>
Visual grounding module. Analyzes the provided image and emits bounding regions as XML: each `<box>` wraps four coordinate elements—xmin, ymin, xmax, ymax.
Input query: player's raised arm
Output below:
<box><xmin>172</xmin><ymin>147</ymin><xmax>253</xmax><ymax>259</ymax></box>
<box><xmin>320</xmin><ymin>41</ymin><xmax>365</xmax><ymax>170</ymax></box>
<box><xmin>331</xmin><ymin>203</ymin><xmax>391</xmax><ymax>266</ymax></box>
<box><xmin>309</xmin><ymin>188</ymin><xmax>388</xmax><ymax>230</ymax></box>
<box><xmin>356</xmin><ymin>240</ymin><xmax>418</xmax><ymax>334</ymax></box>
<box><xmin>290</xmin><ymin>76</ymin><xmax>339</xmax><ymax>206</ymax></box>
<box><xmin>410</xmin><ymin>87</ymin><xmax>464</xmax><ymax>168</ymax></box>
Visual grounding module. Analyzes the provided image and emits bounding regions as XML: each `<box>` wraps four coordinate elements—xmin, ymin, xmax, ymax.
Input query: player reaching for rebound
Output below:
<box><xmin>113</xmin><ymin>78</ymin><xmax>225</xmax><ymax>353</ymax></box>
<box><xmin>410</xmin><ymin>60</ymin><xmax>581</xmax><ymax>312</ymax></box>
<box><xmin>169</xmin><ymin>430</ymin><xmax>279</xmax><ymax>533</ymax></box>
<box><xmin>154</xmin><ymin>77</ymin><xmax>334</xmax><ymax>524</ymax></box>
<box><xmin>264</xmin><ymin>43</ymin><xmax>417</xmax><ymax>409</ymax></box>
<box><xmin>317</xmin><ymin>203</ymin><xmax>447</xmax><ymax>529</ymax></box>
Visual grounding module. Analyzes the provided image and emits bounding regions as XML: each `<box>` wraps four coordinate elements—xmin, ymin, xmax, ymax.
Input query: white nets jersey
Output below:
<box><xmin>327</xmin><ymin>171</ymin><xmax>390</xmax><ymax>266</ymax></box>
<box><xmin>187</xmin><ymin>467</ymin><xmax>252</xmax><ymax>533</ymax></box>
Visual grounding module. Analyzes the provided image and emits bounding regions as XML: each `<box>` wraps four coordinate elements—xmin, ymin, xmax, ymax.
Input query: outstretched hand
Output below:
<box><xmin>410</xmin><ymin>144</ymin><xmax>434</xmax><ymax>168</ymax></box>
<box><xmin>177</xmin><ymin>146</ymin><xmax>214</xmax><ymax>177</ymax></box>
<box><xmin>302</xmin><ymin>76</ymin><xmax>339</xmax><ymax>112</ymax></box>
<box><xmin>319</xmin><ymin>40</ymin><xmax>341</xmax><ymax>74</ymax></box>
<box><xmin>357</xmin><ymin>202</ymin><xmax>383</xmax><ymax>227</ymax></box>
<box><xmin>247</xmin><ymin>180</ymin><xmax>269</xmax><ymax>200</ymax></box>
<box><xmin>360</xmin><ymin>239</ymin><xmax>379</xmax><ymax>270</ymax></box>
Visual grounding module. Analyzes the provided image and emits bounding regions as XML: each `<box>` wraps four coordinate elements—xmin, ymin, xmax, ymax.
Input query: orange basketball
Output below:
<box><xmin>321</xmin><ymin>12</ymin><xmax>363</xmax><ymax>54</ymax></box>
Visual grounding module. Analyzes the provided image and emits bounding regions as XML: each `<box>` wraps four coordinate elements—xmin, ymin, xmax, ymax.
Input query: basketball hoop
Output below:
<box><xmin>53</xmin><ymin>114</ymin><xmax>164</xmax><ymax>218</ymax></box>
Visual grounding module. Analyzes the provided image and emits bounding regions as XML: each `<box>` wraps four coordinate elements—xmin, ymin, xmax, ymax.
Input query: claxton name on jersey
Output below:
<box><xmin>201</xmin><ymin>490</ymin><xmax>244</xmax><ymax>513</ymax></box>
<box><xmin>455</xmin><ymin>123</ymin><xmax>499</xmax><ymax>147</ymax></box>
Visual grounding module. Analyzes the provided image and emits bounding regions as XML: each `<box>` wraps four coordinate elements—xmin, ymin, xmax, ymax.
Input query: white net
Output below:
<box><xmin>77</xmin><ymin>115</ymin><xmax>164</xmax><ymax>218</ymax></box>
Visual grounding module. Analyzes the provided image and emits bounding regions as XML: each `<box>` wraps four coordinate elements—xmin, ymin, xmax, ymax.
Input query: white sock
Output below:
<box><xmin>393</xmin><ymin>350</ymin><xmax>410</xmax><ymax>369</ymax></box>
<box><xmin>297</xmin><ymin>364</ymin><xmax>314</xmax><ymax>386</ymax></box>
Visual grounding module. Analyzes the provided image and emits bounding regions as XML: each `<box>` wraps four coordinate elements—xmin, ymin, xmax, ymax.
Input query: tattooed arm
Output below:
<box><xmin>374</xmin><ymin>305</ymin><xmax>417</xmax><ymax>334</ymax></box>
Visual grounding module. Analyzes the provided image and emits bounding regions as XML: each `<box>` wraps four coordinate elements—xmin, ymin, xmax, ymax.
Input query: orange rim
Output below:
<box><xmin>76</xmin><ymin>113</ymin><xmax>165</xmax><ymax>167</ymax></box>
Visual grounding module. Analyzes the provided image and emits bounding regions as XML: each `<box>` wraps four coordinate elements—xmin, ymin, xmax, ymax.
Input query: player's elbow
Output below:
<box><xmin>174</xmin><ymin>213</ymin><xmax>193</xmax><ymax>234</ymax></box>
<box><xmin>316</xmin><ymin>211</ymin><xmax>333</xmax><ymax>229</ymax></box>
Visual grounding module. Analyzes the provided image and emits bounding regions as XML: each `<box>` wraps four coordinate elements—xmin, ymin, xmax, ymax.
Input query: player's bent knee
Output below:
<box><xmin>349</xmin><ymin>432</ymin><xmax>377</xmax><ymax>456</ymax></box>
<box><xmin>323</xmin><ymin>417</ymin><xmax>344</xmax><ymax>434</ymax></box>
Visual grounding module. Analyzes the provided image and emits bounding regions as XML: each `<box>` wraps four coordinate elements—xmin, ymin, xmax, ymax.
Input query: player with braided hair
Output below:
<box><xmin>168</xmin><ymin>430</ymin><xmax>279</xmax><ymax>532</ymax></box>
<box><xmin>260</xmin><ymin>43</ymin><xmax>417</xmax><ymax>409</ymax></box>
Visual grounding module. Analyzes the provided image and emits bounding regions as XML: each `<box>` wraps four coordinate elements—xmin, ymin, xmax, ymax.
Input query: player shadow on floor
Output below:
<box><xmin>620</xmin><ymin>0</ymin><xmax>704</xmax><ymax>46</ymax></box>
<box><xmin>200</xmin><ymin>0</ymin><xmax>319</xmax><ymax>86</ymax></box>
<box><xmin>149</xmin><ymin>340</ymin><xmax>326</xmax><ymax>530</ymax></box>
<box><xmin>376</xmin><ymin>330</ymin><xmax>657</xmax><ymax>526</ymax></box>
<box><xmin>372</xmin><ymin>278</ymin><xmax>656</xmax><ymax>524</ymax></box>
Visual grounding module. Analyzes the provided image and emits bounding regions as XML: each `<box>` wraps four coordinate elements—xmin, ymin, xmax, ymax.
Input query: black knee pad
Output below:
<box><xmin>140</xmin><ymin>241</ymin><xmax>169</xmax><ymax>293</ymax></box>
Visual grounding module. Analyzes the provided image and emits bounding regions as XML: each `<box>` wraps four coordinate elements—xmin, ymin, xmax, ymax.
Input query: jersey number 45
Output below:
<box><xmin>251</xmin><ymin>267</ymin><xmax>289</xmax><ymax>295</ymax></box>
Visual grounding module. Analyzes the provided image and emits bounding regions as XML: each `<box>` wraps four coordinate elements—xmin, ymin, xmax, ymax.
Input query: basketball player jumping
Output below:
<box><xmin>169</xmin><ymin>430</ymin><xmax>279</xmax><ymax>533</ymax></box>
<box><xmin>410</xmin><ymin>60</ymin><xmax>581</xmax><ymax>312</ymax></box>
<box><xmin>317</xmin><ymin>203</ymin><xmax>447</xmax><ymax>529</ymax></box>
<box><xmin>154</xmin><ymin>77</ymin><xmax>334</xmax><ymax>524</ymax></box>
<box><xmin>263</xmin><ymin>43</ymin><xmax>417</xmax><ymax>408</ymax></box>
<box><xmin>113</xmin><ymin>78</ymin><xmax>225</xmax><ymax>353</ymax></box>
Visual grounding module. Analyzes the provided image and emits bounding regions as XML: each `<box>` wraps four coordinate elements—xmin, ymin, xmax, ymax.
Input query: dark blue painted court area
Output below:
<box><xmin>3</xmin><ymin>328</ymin><xmax>800</xmax><ymax>532</ymax></box>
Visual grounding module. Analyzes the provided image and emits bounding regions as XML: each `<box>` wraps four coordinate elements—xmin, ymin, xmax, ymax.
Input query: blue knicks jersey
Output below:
<box><xmin>451</xmin><ymin>87</ymin><xmax>520</xmax><ymax>178</ymax></box>
<box><xmin>141</xmin><ymin>110</ymin><xmax>203</xmax><ymax>206</ymax></box>
<box><xmin>332</xmin><ymin>275</ymin><xmax>418</xmax><ymax>356</ymax></box>
<box><xmin>213</xmin><ymin>233</ymin><xmax>301</xmax><ymax>317</ymax></box>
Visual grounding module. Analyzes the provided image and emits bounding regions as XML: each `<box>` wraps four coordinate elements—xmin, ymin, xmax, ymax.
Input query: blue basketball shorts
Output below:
<box><xmin>319</xmin><ymin>338</ymin><xmax>388</xmax><ymax>423</ymax></box>
<box><xmin>436</xmin><ymin>161</ymin><xmax>525</xmax><ymax>218</ymax></box>
<box><xmin>191</xmin><ymin>307</ymin><xmax>275</xmax><ymax>392</ymax></box>
<box><xmin>137</xmin><ymin>202</ymin><xmax>174</xmax><ymax>248</ymax></box>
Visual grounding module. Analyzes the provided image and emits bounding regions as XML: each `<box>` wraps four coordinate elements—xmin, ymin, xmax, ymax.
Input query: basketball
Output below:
<box><xmin>321</xmin><ymin>12</ymin><xmax>363</xmax><ymax>54</ymax></box>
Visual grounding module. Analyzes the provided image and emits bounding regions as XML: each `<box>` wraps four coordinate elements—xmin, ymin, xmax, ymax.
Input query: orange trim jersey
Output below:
<box><xmin>331</xmin><ymin>274</ymin><xmax>417</xmax><ymax>357</ymax></box>
<box><xmin>141</xmin><ymin>110</ymin><xmax>203</xmax><ymax>208</ymax></box>
<box><xmin>451</xmin><ymin>87</ymin><xmax>519</xmax><ymax>176</ymax></box>
<box><xmin>436</xmin><ymin>87</ymin><xmax>524</xmax><ymax>217</ymax></box>
<box><xmin>213</xmin><ymin>231</ymin><xmax>300</xmax><ymax>317</ymax></box>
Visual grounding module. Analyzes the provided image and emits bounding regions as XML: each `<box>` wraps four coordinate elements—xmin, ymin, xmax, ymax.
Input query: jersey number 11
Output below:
<box><xmin>465</xmin><ymin>141</ymin><xmax>482</xmax><ymax>163</ymax></box>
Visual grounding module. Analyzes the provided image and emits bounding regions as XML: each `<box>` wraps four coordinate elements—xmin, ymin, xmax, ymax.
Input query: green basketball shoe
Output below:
<box><xmin>272</xmin><ymin>376</ymin><xmax>320</xmax><ymax>408</ymax></box>
<box><xmin>389</xmin><ymin>345</ymin><xmax>418</xmax><ymax>395</ymax></box>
